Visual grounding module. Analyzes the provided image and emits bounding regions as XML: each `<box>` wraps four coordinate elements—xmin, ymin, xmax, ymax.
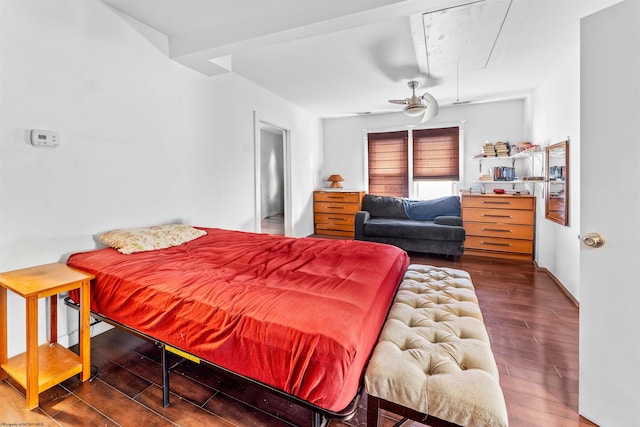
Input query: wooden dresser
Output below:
<box><xmin>461</xmin><ymin>194</ymin><xmax>536</xmax><ymax>260</ymax></box>
<box><xmin>313</xmin><ymin>190</ymin><xmax>365</xmax><ymax>237</ymax></box>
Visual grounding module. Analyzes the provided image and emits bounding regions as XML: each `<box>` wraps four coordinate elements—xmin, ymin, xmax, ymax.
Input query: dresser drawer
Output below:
<box><xmin>314</xmin><ymin>213</ymin><xmax>355</xmax><ymax>226</ymax></box>
<box><xmin>314</xmin><ymin>192</ymin><xmax>362</xmax><ymax>203</ymax></box>
<box><xmin>464</xmin><ymin>222</ymin><xmax>534</xmax><ymax>240</ymax></box>
<box><xmin>314</xmin><ymin>222</ymin><xmax>354</xmax><ymax>232</ymax></box>
<box><xmin>314</xmin><ymin>202</ymin><xmax>361</xmax><ymax>215</ymax></box>
<box><xmin>463</xmin><ymin>208</ymin><xmax>534</xmax><ymax>225</ymax></box>
<box><xmin>462</xmin><ymin>195</ymin><xmax>535</xmax><ymax>210</ymax></box>
<box><xmin>465</xmin><ymin>236</ymin><xmax>533</xmax><ymax>254</ymax></box>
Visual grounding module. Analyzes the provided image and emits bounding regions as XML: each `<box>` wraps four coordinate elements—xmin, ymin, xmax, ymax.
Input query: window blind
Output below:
<box><xmin>413</xmin><ymin>127</ymin><xmax>459</xmax><ymax>181</ymax></box>
<box><xmin>367</xmin><ymin>131</ymin><xmax>408</xmax><ymax>197</ymax></box>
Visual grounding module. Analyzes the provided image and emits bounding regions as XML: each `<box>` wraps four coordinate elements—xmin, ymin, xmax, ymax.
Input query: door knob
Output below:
<box><xmin>583</xmin><ymin>233</ymin><xmax>605</xmax><ymax>248</ymax></box>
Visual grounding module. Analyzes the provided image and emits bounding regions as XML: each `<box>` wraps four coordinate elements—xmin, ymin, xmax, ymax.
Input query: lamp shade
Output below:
<box><xmin>327</xmin><ymin>174</ymin><xmax>345</xmax><ymax>188</ymax></box>
<box><xmin>404</xmin><ymin>104</ymin><xmax>426</xmax><ymax>117</ymax></box>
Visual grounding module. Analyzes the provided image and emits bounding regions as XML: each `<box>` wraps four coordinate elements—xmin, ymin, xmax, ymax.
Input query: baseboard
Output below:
<box><xmin>534</xmin><ymin>261</ymin><xmax>579</xmax><ymax>307</ymax></box>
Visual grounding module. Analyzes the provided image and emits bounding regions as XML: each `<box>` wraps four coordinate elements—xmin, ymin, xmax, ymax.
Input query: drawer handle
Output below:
<box><xmin>482</xmin><ymin>201</ymin><xmax>512</xmax><ymax>205</ymax></box>
<box><xmin>480</xmin><ymin>241</ymin><xmax>513</xmax><ymax>247</ymax></box>
<box><xmin>327</xmin><ymin>206</ymin><xmax>345</xmax><ymax>209</ymax></box>
<box><xmin>327</xmin><ymin>196</ymin><xmax>346</xmax><ymax>199</ymax></box>
<box><xmin>481</xmin><ymin>228</ymin><xmax>512</xmax><ymax>233</ymax></box>
<box><xmin>328</xmin><ymin>217</ymin><xmax>345</xmax><ymax>221</ymax></box>
<box><xmin>482</xmin><ymin>214</ymin><xmax>512</xmax><ymax>218</ymax></box>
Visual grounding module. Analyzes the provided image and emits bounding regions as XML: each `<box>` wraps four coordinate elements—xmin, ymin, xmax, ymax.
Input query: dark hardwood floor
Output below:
<box><xmin>1</xmin><ymin>253</ymin><xmax>594</xmax><ymax>427</ymax></box>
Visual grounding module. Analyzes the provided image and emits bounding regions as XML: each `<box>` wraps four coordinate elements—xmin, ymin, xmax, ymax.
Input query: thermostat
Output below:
<box><xmin>30</xmin><ymin>129</ymin><xmax>59</xmax><ymax>148</ymax></box>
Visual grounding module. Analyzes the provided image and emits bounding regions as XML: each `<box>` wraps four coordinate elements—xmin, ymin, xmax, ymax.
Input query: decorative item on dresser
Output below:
<box><xmin>326</xmin><ymin>174</ymin><xmax>345</xmax><ymax>188</ymax></box>
<box><xmin>314</xmin><ymin>190</ymin><xmax>365</xmax><ymax>237</ymax></box>
<box><xmin>461</xmin><ymin>194</ymin><xmax>536</xmax><ymax>260</ymax></box>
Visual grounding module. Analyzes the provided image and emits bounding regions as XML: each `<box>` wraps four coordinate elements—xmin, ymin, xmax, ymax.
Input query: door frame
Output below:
<box><xmin>253</xmin><ymin>112</ymin><xmax>292</xmax><ymax>235</ymax></box>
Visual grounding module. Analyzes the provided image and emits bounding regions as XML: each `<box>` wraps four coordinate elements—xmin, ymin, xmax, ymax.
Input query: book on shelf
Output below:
<box><xmin>495</xmin><ymin>141</ymin><xmax>510</xmax><ymax>157</ymax></box>
<box><xmin>482</xmin><ymin>142</ymin><xmax>497</xmax><ymax>157</ymax></box>
<box><xmin>492</xmin><ymin>166</ymin><xmax>515</xmax><ymax>181</ymax></box>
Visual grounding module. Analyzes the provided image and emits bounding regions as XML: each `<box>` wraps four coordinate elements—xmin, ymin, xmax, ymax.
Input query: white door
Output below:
<box><xmin>579</xmin><ymin>2</ymin><xmax>640</xmax><ymax>426</ymax></box>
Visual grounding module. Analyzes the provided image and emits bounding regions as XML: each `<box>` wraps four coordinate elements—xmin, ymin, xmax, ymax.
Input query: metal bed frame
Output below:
<box><xmin>64</xmin><ymin>297</ymin><xmax>360</xmax><ymax>427</ymax></box>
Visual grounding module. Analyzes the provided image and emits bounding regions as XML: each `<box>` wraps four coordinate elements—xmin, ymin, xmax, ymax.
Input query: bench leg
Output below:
<box><xmin>367</xmin><ymin>394</ymin><xmax>381</xmax><ymax>427</ymax></box>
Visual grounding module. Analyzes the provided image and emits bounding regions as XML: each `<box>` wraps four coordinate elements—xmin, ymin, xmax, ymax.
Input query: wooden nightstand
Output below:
<box><xmin>0</xmin><ymin>263</ymin><xmax>94</xmax><ymax>409</ymax></box>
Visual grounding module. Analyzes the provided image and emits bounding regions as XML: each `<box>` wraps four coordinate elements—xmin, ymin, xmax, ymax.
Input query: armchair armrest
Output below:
<box><xmin>354</xmin><ymin>211</ymin><xmax>370</xmax><ymax>241</ymax></box>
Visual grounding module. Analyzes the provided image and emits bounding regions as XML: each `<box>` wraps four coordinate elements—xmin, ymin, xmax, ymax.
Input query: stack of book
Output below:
<box><xmin>495</xmin><ymin>141</ymin><xmax>510</xmax><ymax>157</ymax></box>
<box><xmin>482</xmin><ymin>143</ymin><xmax>496</xmax><ymax>157</ymax></box>
<box><xmin>479</xmin><ymin>174</ymin><xmax>494</xmax><ymax>181</ymax></box>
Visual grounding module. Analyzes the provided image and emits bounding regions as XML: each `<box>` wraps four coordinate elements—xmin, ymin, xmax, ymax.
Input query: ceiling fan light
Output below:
<box><xmin>404</xmin><ymin>105</ymin><xmax>426</xmax><ymax>117</ymax></box>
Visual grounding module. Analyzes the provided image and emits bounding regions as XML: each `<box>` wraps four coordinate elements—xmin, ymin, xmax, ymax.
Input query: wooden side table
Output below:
<box><xmin>0</xmin><ymin>263</ymin><xmax>94</xmax><ymax>409</ymax></box>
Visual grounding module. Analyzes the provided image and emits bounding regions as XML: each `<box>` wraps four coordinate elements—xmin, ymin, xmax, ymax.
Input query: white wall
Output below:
<box><xmin>323</xmin><ymin>99</ymin><xmax>526</xmax><ymax>191</ymax></box>
<box><xmin>530</xmin><ymin>54</ymin><xmax>582</xmax><ymax>299</ymax></box>
<box><xmin>0</xmin><ymin>0</ymin><xmax>321</xmax><ymax>357</ymax></box>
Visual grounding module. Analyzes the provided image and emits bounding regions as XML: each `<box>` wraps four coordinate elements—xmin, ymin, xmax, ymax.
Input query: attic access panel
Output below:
<box><xmin>422</xmin><ymin>0</ymin><xmax>512</xmax><ymax>75</ymax></box>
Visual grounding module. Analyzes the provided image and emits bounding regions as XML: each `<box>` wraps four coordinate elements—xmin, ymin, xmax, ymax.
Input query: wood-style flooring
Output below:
<box><xmin>261</xmin><ymin>214</ymin><xmax>285</xmax><ymax>236</ymax></box>
<box><xmin>1</xmin><ymin>253</ymin><xmax>593</xmax><ymax>427</ymax></box>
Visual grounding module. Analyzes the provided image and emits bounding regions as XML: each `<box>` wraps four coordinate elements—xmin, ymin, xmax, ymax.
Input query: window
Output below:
<box><xmin>367</xmin><ymin>126</ymin><xmax>460</xmax><ymax>199</ymax></box>
<box><xmin>367</xmin><ymin>131</ymin><xmax>409</xmax><ymax>197</ymax></box>
<box><xmin>412</xmin><ymin>127</ymin><xmax>459</xmax><ymax>180</ymax></box>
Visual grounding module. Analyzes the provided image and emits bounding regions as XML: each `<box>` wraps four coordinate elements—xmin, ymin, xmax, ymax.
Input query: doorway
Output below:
<box><xmin>255</xmin><ymin>118</ymin><xmax>289</xmax><ymax>236</ymax></box>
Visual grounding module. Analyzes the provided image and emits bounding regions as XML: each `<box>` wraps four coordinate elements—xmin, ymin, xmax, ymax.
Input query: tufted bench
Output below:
<box><xmin>365</xmin><ymin>264</ymin><xmax>508</xmax><ymax>427</ymax></box>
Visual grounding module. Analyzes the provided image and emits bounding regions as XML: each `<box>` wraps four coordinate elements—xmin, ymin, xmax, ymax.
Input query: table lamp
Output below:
<box><xmin>327</xmin><ymin>174</ymin><xmax>344</xmax><ymax>188</ymax></box>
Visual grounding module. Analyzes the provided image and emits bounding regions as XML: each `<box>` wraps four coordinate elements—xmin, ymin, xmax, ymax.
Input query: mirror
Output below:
<box><xmin>545</xmin><ymin>140</ymin><xmax>569</xmax><ymax>225</ymax></box>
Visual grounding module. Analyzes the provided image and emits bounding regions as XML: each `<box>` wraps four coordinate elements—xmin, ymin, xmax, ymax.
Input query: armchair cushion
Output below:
<box><xmin>434</xmin><ymin>216</ymin><xmax>463</xmax><ymax>226</ymax></box>
<box><xmin>361</xmin><ymin>194</ymin><xmax>408</xmax><ymax>219</ymax></box>
<box><xmin>364</xmin><ymin>218</ymin><xmax>464</xmax><ymax>241</ymax></box>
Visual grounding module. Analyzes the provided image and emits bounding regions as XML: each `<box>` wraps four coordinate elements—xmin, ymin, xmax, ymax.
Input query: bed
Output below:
<box><xmin>66</xmin><ymin>226</ymin><xmax>409</xmax><ymax>425</ymax></box>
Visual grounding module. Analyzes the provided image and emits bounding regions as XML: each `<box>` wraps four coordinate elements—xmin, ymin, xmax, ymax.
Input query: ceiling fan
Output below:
<box><xmin>389</xmin><ymin>80</ymin><xmax>439</xmax><ymax>122</ymax></box>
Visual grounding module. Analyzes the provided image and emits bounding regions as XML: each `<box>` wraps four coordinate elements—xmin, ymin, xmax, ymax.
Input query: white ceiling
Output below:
<box><xmin>102</xmin><ymin>0</ymin><xmax>620</xmax><ymax>118</ymax></box>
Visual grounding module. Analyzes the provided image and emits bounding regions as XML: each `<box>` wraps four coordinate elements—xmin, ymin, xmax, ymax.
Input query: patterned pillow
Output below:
<box><xmin>98</xmin><ymin>224</ymin><xmax>207</xmax><ymax>254</ymax></box>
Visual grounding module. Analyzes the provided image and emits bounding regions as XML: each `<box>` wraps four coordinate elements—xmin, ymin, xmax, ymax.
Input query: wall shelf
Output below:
<box><xmin>472</xmin><ymin>150</ymin><xmax>544</xmax><ymax>194</ymax></box>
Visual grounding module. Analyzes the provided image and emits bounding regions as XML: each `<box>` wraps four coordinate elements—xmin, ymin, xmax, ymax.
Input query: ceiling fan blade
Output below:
<box><xmin>388</xmin><ymin>99</ymin><xmax>408</xmax><ymax>105</ymax></box>
<box><xmin>420</xmin><ymin>92</ymin><xmax>439</xmax><ymax>123</ymax></box>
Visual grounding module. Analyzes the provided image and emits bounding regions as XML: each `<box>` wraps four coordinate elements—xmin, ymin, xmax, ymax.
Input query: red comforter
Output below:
<box><xmin>67</xmin><ymin>228</ymin><xmax>408</xmax><ymax>412</ymax></box>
